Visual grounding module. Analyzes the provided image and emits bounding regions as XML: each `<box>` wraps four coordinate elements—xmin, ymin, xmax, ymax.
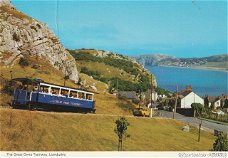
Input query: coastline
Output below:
<box><xmin>157</xmin><ymin>65</ymin><xmax>228</xmax><ymax>72</ymax></box>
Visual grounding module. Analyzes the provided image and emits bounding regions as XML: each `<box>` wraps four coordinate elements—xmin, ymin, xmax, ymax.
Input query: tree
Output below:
<box><xmin>114</xmin><ymin>117</ymin><xmax>130</xmax><ymax>151</ymax></box>
<box><xmin>191</xmin><ymin>103</ymin><xmax>204</xmax><ymax>117</ymax></box>
<box><xmin>213</xmin><ymin>133</ymin><xmax>228</xmax><ymax>151</ymax></box>
<box><xmin>191</xmin><ymin>103</ymin><xmax>204</xmax><ymax>142</ymax></box>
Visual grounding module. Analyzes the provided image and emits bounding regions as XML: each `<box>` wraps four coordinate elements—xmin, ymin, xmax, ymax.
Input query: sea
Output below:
<box><xmin>146</xmin><ymin>65</ymin><xmax>228</xmax><ymax>96</ymax></box>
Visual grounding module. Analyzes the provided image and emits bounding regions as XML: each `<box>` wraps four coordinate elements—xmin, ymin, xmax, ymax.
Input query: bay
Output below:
<box><xmin>146</xmin><ymin>66</ymin><xmax>228</xmax><ymax>96</ymax></box>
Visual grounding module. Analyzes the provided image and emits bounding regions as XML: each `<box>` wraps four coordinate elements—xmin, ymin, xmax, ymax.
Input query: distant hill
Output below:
<box><xmin>136</xmin><ymin>54</ymin><xmax>228</xmax><ymax>71</ymax></box>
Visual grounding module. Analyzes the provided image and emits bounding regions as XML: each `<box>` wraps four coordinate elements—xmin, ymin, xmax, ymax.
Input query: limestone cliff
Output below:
<box><xmin>0</xmin><ymin>0</ymin><xmax>78</xmax><ymax>82</ymax></box>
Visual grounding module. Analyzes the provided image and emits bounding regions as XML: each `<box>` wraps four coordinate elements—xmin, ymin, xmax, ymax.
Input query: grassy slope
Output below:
<box><xmin>79</xmin><ymin>73</ymin><xmax>135</xmax><ymax>115</ymax></box>
<box><xmin>0</xmin><ymin>55</ymin><xmax>135</xmax><ymax>115</ymax></box>
<box><xmin>72</xmin><ymin>49</ymin><xmax>156</xmax><ymax>85</ymax></box>
<box><xmin>0</xmin><ymin>108</ymin><xmax>215</xmax><ymax>151</ymax></box>
<box><xmin>77</xmin><ymin>60</ymin><xmax>135</xmax><ymax>82</ymax></box>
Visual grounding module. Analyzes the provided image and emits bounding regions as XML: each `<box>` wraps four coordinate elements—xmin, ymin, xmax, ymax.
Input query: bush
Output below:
<box><xmin>36</xmin><ymin>23</ymin><xmax>42</xmax><ymax>29</ymax></box>
<box><xmin>201</xmin><ymin>109</ymin><xmax>228</xmax><ymax>123</ymax></box>
<box><xmin>191</xmin><ymin>103</ymin><xmax>204</xmax><ymax>116</ymax></box>
<box><xmin>12</xmin><ymin>32</ymin><xmax>20</xmax><ymax>42</ymax></box>
<box><xmin>2</xmin><ymin>80</ymin><xmax>17</xmax><ymax>95</ymax></box>
<box><xmin>30</xmin><ymin>25</ymin><xmax>37</xmax><ymax>32</ymax></box>
<box><xmin>212</xmin><ymin>133</ymin><xmax>228</xmax><ymax>151</ymax></box>
<box><xmin>156</xmin><ymin>87</ymin><xmax>171</xmax><ymax>97</ymax></box>
<box><xmin>19</xmin><ymin>57</ymin><xmax>29</xmax><ymax>67</ymax></box>
<box><xmin>132</xmin><ymin>99</ymin><xmax>140</xmax><ymax>104</ymax></box>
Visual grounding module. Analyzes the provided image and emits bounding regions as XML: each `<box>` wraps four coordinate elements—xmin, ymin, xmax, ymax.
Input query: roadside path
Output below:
<box><xmin>1</xmin><ymin>107</ymin><xmax>227</xmax><ymax>133</ymax></box>
<box><xmin>158</xmin><ymin>110</ymin><xmax>228</xmax><ymax>134</ymax></box>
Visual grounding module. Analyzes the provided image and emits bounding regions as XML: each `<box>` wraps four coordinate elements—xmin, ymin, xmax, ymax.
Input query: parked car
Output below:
<box><xmin>133</xmin><ymin>108</ymin><xmax>150</xmax><ymax>117</ymax></box>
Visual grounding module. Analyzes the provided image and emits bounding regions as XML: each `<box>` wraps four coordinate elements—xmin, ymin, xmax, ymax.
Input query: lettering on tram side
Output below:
<box><xmin>50</xmin><ymin>100</ymin><xmax>82</xmax><ymax>107</ymax></box>
<box><xmin>70</xmin><ymin>102</ymin><xmax>81</xmax><ymax>107</ymax></box>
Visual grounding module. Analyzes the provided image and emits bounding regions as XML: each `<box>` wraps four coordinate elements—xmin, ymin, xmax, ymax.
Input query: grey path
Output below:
<box><xmin>158</xmin><ymin>110</ymin><xmax>228</xmax><ymax>134</ymax></box>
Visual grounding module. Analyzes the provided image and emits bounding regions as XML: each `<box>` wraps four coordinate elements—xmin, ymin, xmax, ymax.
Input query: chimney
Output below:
<box><xmin>186</xmin><ymin>85</ymin><xmax>192</xmax><ymax>91</ymax></box>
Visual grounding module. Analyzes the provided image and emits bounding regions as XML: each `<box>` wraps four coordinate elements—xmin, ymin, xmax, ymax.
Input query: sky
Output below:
<box><xmin>11</xmin><ymin>0</ymin><xmax>227</xmax><ymax>57</ymax></box>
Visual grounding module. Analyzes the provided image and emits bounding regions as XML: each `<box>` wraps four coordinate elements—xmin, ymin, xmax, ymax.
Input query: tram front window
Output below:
<box><xmin>33</xmin><ymin>85</ymin><xmax>39</xmax><ymax>92</ymax></box>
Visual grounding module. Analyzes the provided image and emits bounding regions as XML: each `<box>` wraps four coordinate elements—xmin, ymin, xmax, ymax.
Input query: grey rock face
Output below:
<box><xmin>0</xmin><ymin>0</ymin><xmax>78</xmax><ymax>83</ymax></box>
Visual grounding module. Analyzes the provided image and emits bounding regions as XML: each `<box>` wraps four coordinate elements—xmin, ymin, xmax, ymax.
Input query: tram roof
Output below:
<box><xmin>12</xmin><ymin>78</ymin><xmax>98</xmax><ymax>94</ymax></box>
<box><xmin>41</xmin><ymin>82</ymin><xmax>98</xmax><ymax>94</ymax></box>
<box><xmin>12</xmin><ymin>78</ymin><xmax>44</xmax><ymax>84</ymax></box>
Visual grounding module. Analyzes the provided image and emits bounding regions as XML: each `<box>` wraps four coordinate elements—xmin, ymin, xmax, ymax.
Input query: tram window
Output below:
<box><xmin>86</xmin><ymin>94</ymin><xmax>93</xmax><ymax>100</ymax></box>
<box><xmin>70</xmin><ymin>91</ymin><xmax>78</xmax><ymax>98</ymax></box>
<box><xmin>60</xmin><ymin>89</ymin><xmax>69</xmax><ymax>97</ymax></box>
<box><xmin>40</xmin><ymin>86</ymin><xmax>49</xmax><ymax>93</ymax></box>
<box><xmin>51</xmin><ymin>87</ymin><xmax>60</xmax><ymax>95</ymax></box>
<box><xmin>78</xmin><ymin>92</ymin><xmax>85</xmax><ymax>99</ymax></box>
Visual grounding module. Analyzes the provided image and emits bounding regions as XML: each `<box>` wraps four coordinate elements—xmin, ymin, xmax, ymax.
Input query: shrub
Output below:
<box><xmin>212</xmin><ymin>133</ymin><xmax>228</xmax><ymax>151</ymax></box>
<box><xmin>19</xmin><ymin>57</ymin><xmax>29</xmax><ymax>67</ymax></box>
<box><xmin>2</xmin><ymin>80</ymin><xmax>17</xmax><ymax>95</ymax></box>
<box><xmin>12</xmin><ymin>32</ymin><xmax>20</xmax><ymax>42</ymax></box>
<box><xmin>36</xmin><ymin>23</ymin><xmax>42</xmax><ymax>29</ymax></box>
<box><xmin>132</xmin><ymin>99</ymin><xmax>140</xmax><ymax>104</ymax></box>
<box><xmin>30</xmin><ymin>25</ymin><xmax>37</xmax><ymax>32</ymax></box>
<box><xmin>191</xmin><ymin>103</ymin><xmax>204</xmax><ymax>116</ymax></box>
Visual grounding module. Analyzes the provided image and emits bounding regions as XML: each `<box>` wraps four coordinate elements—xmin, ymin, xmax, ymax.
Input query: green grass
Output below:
<box><xmin>0</xmin><ymin>108</ymin><xmax>215</xmax><ymax>151</ymax></box>
<box><xmin>77</xmin><ymin>61</ymin><xmax>137</xmax><ymax>83</ymax></box>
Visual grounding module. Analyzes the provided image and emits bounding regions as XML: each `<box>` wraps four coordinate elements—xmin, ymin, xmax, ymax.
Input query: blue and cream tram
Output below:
<box><xmin>12</xmin><ymin>78</ymin><xmax>96</xmax><ymax>113</ymax></box>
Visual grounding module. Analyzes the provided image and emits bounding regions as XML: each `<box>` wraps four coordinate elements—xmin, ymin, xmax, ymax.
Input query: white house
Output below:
<box><xmin>205</xmin><ymin>96</ymin><xmax>221</xmax><ymax>109</ymax></box>
<box><xmin>158</xmin><ymin>94</ymin><xmax>167</xmax><ymax>99</ymax></box>
<box><xmin>178</xmin><ymin>91</ymin><xmax>204</xmax><ymax>109</ymax></box>
<box><xmin>152</xmin><ymin>91</ymin><xmax>158</xmax><ymax>101</ymax></box>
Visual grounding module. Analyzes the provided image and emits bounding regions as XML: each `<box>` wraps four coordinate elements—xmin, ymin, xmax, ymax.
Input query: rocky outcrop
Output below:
<box><xmin>0</xmin><ymin>0</ymin><xmax>78</xmax><ymax>82</ymax></box>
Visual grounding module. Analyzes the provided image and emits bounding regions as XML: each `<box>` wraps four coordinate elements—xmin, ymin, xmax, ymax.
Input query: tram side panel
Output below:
<box><xmin>35</xmin><ymin>93</ymin><xmax>95</xmax><ymax>111</ymax></box>
<box><xmin>12</xmin><ymin>90</ymin><xmax>28</xmax><ymax>107</ymax></box>
<box><xmin>13</xmin><ymin>90</ymin><xmax>95</xmax><ymax>112</ymax></box>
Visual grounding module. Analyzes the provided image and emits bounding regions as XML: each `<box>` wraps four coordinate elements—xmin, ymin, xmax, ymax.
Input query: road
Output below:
<box><xmin>158</xmin><ymin>110</ymin><xmax>228</xmax><ymax>134</ymax></box>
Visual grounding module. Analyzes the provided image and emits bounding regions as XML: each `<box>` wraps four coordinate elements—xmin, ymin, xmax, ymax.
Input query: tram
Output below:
<box><xmin>12</xmin><ymin>78</ymin><xmax>96</xmax><ymax>113</ymax></box>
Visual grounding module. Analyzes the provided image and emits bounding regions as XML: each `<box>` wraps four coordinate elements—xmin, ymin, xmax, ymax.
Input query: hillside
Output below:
<box><xmin>0</xmin><ymin>108</ymin><xmax>215</xmax><ymax>151</ymax></box>
<box><xmin>136</xmin><ymin>54</ymin><xmax>228</xmax><ymax>71</ymax></box>
<box><xmin>0</xmin><ymin>1</ymin><xmax>78</xmax><ymax>82</ymax></box>
<box><xmin>69</xmin><ymin>49</ymin><xmax>157</xmax><ymax>93</ymax></box>
<box><xmin>0</xmin><ymin>1</ymin><xmax>138</xmax><ymax>115</ymax></box>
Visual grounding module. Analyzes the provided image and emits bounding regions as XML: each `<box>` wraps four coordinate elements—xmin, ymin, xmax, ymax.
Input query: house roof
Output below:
<box><xmin>221</xmin><ymin>95</ymin><xmax>228</xmax><ymax>101</ymax></box>
<box><xmin>207</xmin><ymin>96</ymin><xmax>220</xmax><ymax>103</ymax></box>
<box><xmin>118</xmin><ymin>91</ymin><xmax>139</xmax><ymax>100</ymax></box>
<box><xmin>178</xmin><ymin>90</ymin><xmax>192</xmax><ymax>99</ymax></box>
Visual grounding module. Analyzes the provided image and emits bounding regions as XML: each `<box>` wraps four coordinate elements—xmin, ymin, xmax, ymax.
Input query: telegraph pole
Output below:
<box><xmin>150</xmin><ymin>74</ymin><xmax>153</xmax><ymax>118</ymax></box>
<box><xmin>10</xmin><ymin>70</ymin><xmax>13</xmax><ymax>80</ymax></box>
<box><xmin>173</xmin><ymin>85</ymin><xmax>178</xmax><ymax>119</ymax></box>
<box><xmin>116</xmin><ymin>78</ymin><xmax>119</xmax><ymax>100</ymax></box>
